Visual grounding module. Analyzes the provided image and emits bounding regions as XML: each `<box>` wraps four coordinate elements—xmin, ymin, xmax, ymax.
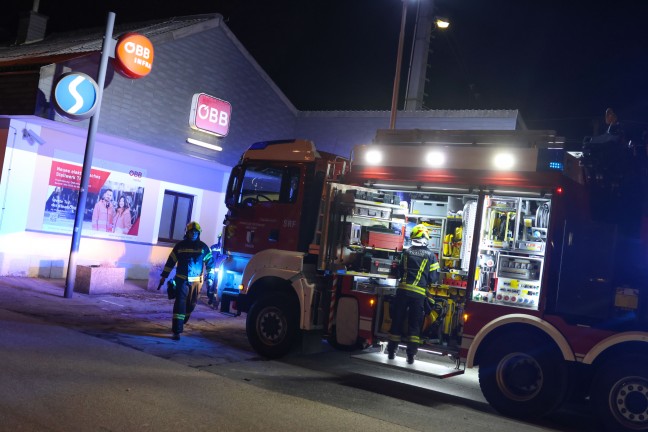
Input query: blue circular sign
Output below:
<box><xmin>53</xmin><ymin>72</ymin><xmax>100</xmax><ymax>121</ymax></box>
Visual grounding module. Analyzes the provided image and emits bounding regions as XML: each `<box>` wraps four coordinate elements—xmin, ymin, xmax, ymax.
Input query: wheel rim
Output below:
<box><xmin>495</xmin><ymin>352</ymin><xmax>543</xmax><ymax>401</ymax></box>
<box><xmin>609</xmin><ymin>375</ymin><xmax>648</xmax><ymax>428</ymax></box>
<box><xmin>256</xmin><ymin>306</ymin><xmax>287</xmax><ymax>346</ymax></box>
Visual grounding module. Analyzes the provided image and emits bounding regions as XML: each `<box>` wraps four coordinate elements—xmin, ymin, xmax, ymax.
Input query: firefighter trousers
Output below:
<box><xmin>387</xmin><ymin>288</ymin><xmax>425</xmax><ymax>357</ymax></box>
<box><xmin>172</xmin><ymin>278</ymin><xmax>202</xmax><ymax>334</ymax></box>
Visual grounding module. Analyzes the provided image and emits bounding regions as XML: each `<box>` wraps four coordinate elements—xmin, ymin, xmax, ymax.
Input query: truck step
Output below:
<box><xmin>351</xmin><ymin>352</ymin><xmax>465</xmax><ymax>379</ymax></box>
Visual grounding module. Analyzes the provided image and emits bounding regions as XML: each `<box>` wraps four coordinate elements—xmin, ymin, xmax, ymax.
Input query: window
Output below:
<box><xmin>159</xmin><ymin>191</ymin><xmax>194</xmax><ymax>242</ymax></box>
<box><xmin>227</xmin><ymin>165</ymin><xmax>300</xmax><ymax>206</ymax></box>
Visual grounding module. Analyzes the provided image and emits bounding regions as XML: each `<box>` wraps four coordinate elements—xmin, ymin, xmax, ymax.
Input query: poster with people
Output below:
<box><xmin>42</xmin><ymin>159</ymin><xmax>146</xmax><ymax>239</ymax></box>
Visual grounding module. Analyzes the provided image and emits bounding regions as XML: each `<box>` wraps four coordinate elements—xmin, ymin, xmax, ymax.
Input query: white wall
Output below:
<box><xmin>0</xmin><ymin>117</ymin><xmax>232</xmax><ymax>280</ymax></box>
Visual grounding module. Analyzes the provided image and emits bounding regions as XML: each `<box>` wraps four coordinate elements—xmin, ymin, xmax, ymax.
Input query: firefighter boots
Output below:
<box><xmin>387</xmin><ymin>340</ymin><xmax>398</xmax><ymax>360</ymax></box>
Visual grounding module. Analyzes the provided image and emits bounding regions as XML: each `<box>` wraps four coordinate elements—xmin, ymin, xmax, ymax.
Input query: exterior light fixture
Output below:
<box><xmin>493</xmin><ymin>153</ymin><xmax>515</xmax><ymax>170</ymax></box>
<box><xmin>186</xmin><ymin>137</ymin><xmax>222</xmax><ymax>152</ymax></box>
<box><xmin>435</xmin><ymin>17</ymin><xmax>450</xmax><ymax>29</ymax></box>
<box><xmin>426</xmin><ymin>150</ymin><xmax>446</xmax><ymax>167</ymax></box>
<box><xmin>365</xmin><ymin>149</ymin><xmax>383</xmax><ymax>165</ymax></box>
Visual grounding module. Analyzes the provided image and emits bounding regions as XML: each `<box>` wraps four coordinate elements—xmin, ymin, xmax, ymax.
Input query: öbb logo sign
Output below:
<box><xmin>189</xmin><ymin>93</ymin><xmax>232</xmax><ymax>137</ymax></box>
<box><xmin>114</xmin><ymin>33</ymin><xmax>154</xmax><ymax>79</ymax></box>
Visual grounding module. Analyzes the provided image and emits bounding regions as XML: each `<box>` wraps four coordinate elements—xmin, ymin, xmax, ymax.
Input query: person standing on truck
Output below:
<box><xmin>387</xmin><ymin>224</ymin><xmax>440</xmax><ymax>364</ymax></box>
<box><xmin>157</xmin><ymin>221</ymin><xmax>215</xmax><ymax>340</ymax></box>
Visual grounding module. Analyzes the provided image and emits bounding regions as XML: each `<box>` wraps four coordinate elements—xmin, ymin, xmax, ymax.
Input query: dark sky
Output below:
<box><xmin>3</xmin><ymin>0</ymin><xmax>648</xmax><ymax>143</ymax></box>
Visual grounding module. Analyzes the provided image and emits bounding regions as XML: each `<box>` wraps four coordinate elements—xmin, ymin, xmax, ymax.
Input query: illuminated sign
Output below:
<box><xmin>189</xmin><ymin>93</ymin><xmax>232</xmax><ymax>137</ymax></box>
<box><xmin>53</xmin><ymin>72</ymin><xmax>99</xmax><ymax>120</ymax></box>
<box><xmin>113</xmin><ymin>33</ymin><xmax>154</xmax><ymax>79</ymax></box>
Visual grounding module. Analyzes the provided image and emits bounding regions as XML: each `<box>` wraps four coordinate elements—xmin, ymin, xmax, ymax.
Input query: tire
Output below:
<box><xmin>246</xmin><ymin>295</ymin><xmax>298</xmax><ymax>359</ymax></box>
<box><xmin>478</xmin><ymin>331</ymin><xmax>569</xmax><ymax>419</ymax></box>
<box><xmin>591</xmin><ymin>356</ymin><xmax>648</xmax><ymax>432</ymax></box>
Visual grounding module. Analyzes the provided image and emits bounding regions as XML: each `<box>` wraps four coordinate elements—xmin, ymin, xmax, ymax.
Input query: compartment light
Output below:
<box><xmin>418</xmin><ymin>347</ymin><xmax>445</xmax><ymax>355</ymax></box>
<box><xmin>426</xmin><ymin>150</ymin><xmax>446</xmax><ymax>167</ymax></box>
<box><xmin>493</xmin><ymin>152</ymin><xmax>515</xmax><ymax>170</ymax></box>
<box><xmin>365</xmin><ymin>149</ymin><xmax>383</xmax><ymax>165</ymax></box>
<box><xmin>369</xmin><ymin>299</ymin><xmax>375</xmax><ymax>307</ymax></box>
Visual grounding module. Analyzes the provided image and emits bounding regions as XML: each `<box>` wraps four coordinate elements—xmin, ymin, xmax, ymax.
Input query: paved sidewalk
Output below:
<box><xmin>0</xmin><ymin>277</ymin><xmax>417</xmax><ymax>432</ymax></box>
<box><xmin>0</xmin><ymin>276</ymin><xmax>254</xmax><ymax>367</ymax></box>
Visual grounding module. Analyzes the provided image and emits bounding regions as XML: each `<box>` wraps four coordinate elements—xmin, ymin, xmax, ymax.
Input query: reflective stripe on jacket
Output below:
<box><xmin>161</xmin><ymin>239</ymin><xmax>215</xmax><ymax>282</ymax></box>
<box><xmin>398</xmin><ymin>245</ymin><xmax>439</xmax><ymax>296</ymax></box>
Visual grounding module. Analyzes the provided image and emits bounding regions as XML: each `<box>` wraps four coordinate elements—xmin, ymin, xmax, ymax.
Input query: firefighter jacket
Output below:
<box><xmin>398</xmin><ymin>245</ymin><xmax>440</xmax><ymax>296</ymax></box>
<box><xmin>161</xmin><ymin>238</ymin><xmax>216</xmax><ymax>284</ymax></box>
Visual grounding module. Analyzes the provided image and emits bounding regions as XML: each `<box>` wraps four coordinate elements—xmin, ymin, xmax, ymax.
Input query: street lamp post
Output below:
<box><xmin>389</xmin><ymin>0</ymin><xmax>449</xmax><ymax>128</ymax></box>
<box><xmin>389</xmin><ymin>0</ymin><xmax>409</xmax><ymax>129</ymax></box>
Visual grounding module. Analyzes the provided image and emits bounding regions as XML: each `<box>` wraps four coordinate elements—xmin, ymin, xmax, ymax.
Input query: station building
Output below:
<box><xmin>0</xmin><ymin>13</ymin><xmax>524</xmax><ymax>284</ymax></box>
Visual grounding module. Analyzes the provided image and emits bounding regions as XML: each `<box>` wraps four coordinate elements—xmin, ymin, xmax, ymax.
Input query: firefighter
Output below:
<box><xmin>158</xmin><ymin>221</ymin><xmax>215</xmax><ymax>340</ymax></box>
<box><xmin>387</xmin><ymin>224</ymin><xmax>440</xmax><ymax>364</ymax></box>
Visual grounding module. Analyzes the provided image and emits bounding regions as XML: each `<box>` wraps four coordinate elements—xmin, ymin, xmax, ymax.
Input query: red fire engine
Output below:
<box><xmin>217</xmin><ymin>129</ymin><xmax>648</xmax><ymax>432</ymax></box>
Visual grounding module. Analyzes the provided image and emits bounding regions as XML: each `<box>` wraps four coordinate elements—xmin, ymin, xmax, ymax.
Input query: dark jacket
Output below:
<box><xmin>161</xmin><ymin>238</ymin><xmax>215</xmax><ymax>283</ymax></box>
<box><xmin>398</xmin><ymin>244</ymin><xmax>439</xmax><ymax>296</ymax></box>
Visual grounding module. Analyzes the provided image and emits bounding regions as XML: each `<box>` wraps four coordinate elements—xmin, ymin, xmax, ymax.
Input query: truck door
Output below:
<box><xmin>224</xmin><ymin>163</ymin><xmax>303</xmax><ymax>254</ymax></box>
<box><xmin>554</xmin><ymin>220</ymin><xmax>618</xmax><ymax>322</ymax></box>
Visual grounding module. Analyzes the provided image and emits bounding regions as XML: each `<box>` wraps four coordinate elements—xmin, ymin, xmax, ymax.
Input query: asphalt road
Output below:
<box><xmin>0</xmin><ymin>277</ymin><xmax>597</xmax><ymax>431</ymax></box>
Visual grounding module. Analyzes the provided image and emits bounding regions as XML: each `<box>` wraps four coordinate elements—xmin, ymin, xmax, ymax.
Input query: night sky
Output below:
<box><xmin>2</xmin><ymin>0</ymin><xmax>648</xmax><ymax>144</ymax></box>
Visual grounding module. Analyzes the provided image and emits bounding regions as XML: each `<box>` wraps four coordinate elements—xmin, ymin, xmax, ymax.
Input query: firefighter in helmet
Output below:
<box><xmin>387</xmin><ymin>224</ymin><xmax>440</xmax><ymax>364</ymax></box>
<box><xmin>158</xmin><ymin>221</ymin><xmax>215</xmax><ymax>340</ymax></box>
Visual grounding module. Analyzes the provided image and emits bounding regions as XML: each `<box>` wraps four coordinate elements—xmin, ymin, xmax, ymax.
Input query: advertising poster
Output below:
<box><xmin>43</xmin><ymin>159</ymin><xmax>146</xmax><ymax>239</ymax></box>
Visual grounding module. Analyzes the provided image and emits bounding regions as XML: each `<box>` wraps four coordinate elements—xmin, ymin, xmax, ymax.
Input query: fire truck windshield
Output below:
<box><xmin>226</xmin><ymin>164</ymin><xmax>300</xmax><ymax>207</ymax></box>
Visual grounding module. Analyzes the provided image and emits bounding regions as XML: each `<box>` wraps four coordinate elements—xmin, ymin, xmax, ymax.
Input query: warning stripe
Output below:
<box><xmin>328</xmin><ymin>275</ymin><xmax>337</xmax><ymax>333</ymax></box>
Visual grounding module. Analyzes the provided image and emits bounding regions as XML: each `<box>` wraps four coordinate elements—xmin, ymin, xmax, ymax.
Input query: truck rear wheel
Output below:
<box><xmin>246</xmin><ymin>294</ymin><xmax>298</xmax><ymax>359</ymax></box>
<box><xmin>478</xmin><ymin>332</ymin><xmax>568</xmax><ymax>419</ymax></box>
<box><xmin>591</xmin><ymin>356</ymin><xmax>648</xmax><ymax>432</ymax></box>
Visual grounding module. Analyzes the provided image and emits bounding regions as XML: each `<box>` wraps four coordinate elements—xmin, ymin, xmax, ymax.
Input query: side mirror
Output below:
<box><xmin>225</xmin><ymin>165</ymin><xmax>243</xmax><ymax>207</ymax></box>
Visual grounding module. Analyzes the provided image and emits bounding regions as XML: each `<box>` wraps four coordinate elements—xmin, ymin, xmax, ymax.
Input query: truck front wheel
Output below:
<box><xmin>591</xmin><ymin>356</ymin><xmax>648</xmax><ymax>432</ymax></box>
<box><xmin>478</xmin><ymin>332</ymin><xmax>568</xmax><ymax>419</ymax></box>
<box><xmin>246</xmin><ymin>294</ymin><xmax>298</xmax><ymax>359</ymax></box>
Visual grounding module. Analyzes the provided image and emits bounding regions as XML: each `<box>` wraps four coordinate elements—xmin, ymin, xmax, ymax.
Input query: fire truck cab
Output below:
<box><xmin>218</xmin><ymin>130</ymin><xmax>648</xmax><ymax>432</ymax></box>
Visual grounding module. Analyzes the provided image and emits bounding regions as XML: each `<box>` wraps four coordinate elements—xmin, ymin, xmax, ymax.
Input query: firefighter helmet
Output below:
<box><xmin>186</xmin><ymin>221</ymin><xmax>202</xmax><ymax>233</ymax></box>
<box><xmin>410</xmin><ymin>224</ymin><xmax>430</xmax><ymax>240</ymax></box>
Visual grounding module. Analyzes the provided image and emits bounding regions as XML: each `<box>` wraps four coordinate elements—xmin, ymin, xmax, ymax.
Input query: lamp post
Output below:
<box><xmin>389</xmin><ymin>0</ymin><xmax>449</xmax><ymax>128</ymax></box>
<box><xmin>389</xmin><ymin>0</ymin><xmax>409</xmax><ymax>129</ymax></box>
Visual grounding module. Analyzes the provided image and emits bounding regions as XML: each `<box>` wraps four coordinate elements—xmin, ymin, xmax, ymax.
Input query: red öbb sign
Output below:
<box><xmin>114</xmin><ymin>33</ymin><xmax>154</xmax><ymax>79</ymax></box>
<box><xmin>189</xmin><ymin>93</ymin><xmax>232</xmax><ymax>137</ymax></box>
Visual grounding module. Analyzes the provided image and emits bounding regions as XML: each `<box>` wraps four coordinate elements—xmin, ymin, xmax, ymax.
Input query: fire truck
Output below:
<box><xmin>217</xmin><ymin>129</ymin><xmax>648</xmax><ymax>432</ymax></box>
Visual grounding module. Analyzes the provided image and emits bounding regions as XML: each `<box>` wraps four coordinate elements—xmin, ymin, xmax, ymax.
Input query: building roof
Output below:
<box><xmin>0</xmin><ymin>12</ymin><xmax>296</xmax><ymax>115</ymax></box>
<box><xmin>0</xmin><ymin>14</ymin><xmax>217</xmax><ymax>67</ymax></box>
